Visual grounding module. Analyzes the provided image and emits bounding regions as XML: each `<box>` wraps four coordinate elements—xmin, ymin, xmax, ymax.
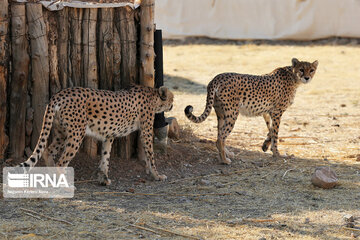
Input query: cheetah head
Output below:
<box><xmin>156</xmin><ymin>86</ymin><xmax>174</xmax><ymax>113</ymax></box>
<box><xmin>292</xmin><ymin>58</ymin><xmax>318</xmax><ymax>84</ymax></box>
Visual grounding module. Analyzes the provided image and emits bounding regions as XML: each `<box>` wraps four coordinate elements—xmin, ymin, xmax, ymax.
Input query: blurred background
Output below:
<box><xmin>155</xmin><ymin>0</ymin><xmax>360</xmax><ymax>40</ymax></box>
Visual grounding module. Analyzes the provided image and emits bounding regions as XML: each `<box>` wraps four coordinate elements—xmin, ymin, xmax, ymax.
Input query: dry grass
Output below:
<box><xmin>1</xmin><ymin>38</ymin><xmax>360</xmax><ymax>240</ymax></box>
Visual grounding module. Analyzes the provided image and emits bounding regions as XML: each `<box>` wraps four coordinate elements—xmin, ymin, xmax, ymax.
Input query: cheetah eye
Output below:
<box><xmin>310</xmin><ymin>69</ymin><xmax>314</xmax><ymax>73</ymax></box>
<box><xmin>299</xmin><ymin>69</ymin><xmax>304</xmax><ymax>73</ymax></box>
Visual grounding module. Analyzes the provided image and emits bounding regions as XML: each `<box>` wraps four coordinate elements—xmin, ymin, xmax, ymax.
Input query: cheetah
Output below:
<box><xmin>185</xmin><ymin>58</ymin><xmax>318</xmax><ymax>164</ymax></box>
<box><xmin>19</xmin><ymin>85</ymin><xmax>174</xmax><ymax>185</ymax></box>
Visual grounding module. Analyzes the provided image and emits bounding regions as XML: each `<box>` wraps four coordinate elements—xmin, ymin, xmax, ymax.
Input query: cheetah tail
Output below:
<box><xmin>19</xmin><ymin>102</ymin><xmax>56</xmax><ymax>170</ymax></box>
<box><xmin>184</xmin><ymin>84</ymin><xmax>216</xmax><ymax>123</ymax></box>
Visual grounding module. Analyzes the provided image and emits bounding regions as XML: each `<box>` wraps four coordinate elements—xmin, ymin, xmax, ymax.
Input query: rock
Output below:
<box><xmin>311</xmin><ymin>166</ymin><xmax>338</xmax><ymax>189</ymax></box>
<box><xmin>198</xmin><ymin>179</ymin><xmax>211</xmax><ymax>185</ymax></box>
<box><xmin>344</xmin><ymin>214</ymin><xmax>355</xmax><ymax>223</ymax></box>
<box><xmin>165</xmin><ymin>117</ymin><xmax>180</xmax><ymax>140</ymax></box>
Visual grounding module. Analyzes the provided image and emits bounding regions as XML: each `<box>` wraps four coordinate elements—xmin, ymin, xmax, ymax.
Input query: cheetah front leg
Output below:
<box><xmin>262</xmin><ymin>113</ymin><xmax>272</xmax><ymax>152</ymax></box>
<box><xmin>269</xmin><ymin>111</ymin><xmax>283</xmax><ymax>158</ymax></box>
<box><xmin>98</xmin><ymin>138</ymin><xmax>114</xmax><ymax>186</ymax></box>
<box><xmin>140</xmin><ymin>121</ymin><xmax>167</xmax><ymax>181</ymax></box>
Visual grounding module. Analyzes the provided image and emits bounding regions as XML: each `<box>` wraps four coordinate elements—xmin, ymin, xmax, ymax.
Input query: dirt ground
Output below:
<box><xmin>1</xmin><ymin>38</ymin><xmax>360</xmax><ymax>240</ymax></box>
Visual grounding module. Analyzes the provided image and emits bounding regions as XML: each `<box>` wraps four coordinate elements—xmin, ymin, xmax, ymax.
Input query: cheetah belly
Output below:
<box><xmin>85</xmin><ymin>125</ymin><xmax>106</xmax><ymax>141</ymax></box>
<box><xmin>238</xmin><ymin>103</ymin><xmax>265</xmax><ymax>117</ymax></box>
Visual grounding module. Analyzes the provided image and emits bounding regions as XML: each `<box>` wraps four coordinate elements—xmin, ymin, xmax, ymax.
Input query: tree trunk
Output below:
<box><xmin>82</xmin><ymin>8</ymin><xmax>98</xmax><ymax>158</ymax></box>
<box><xmin>140</xmin><ymin>0</ymin><xmax>155</xmax><ymax>88</ymax></box>
<box><xmin>27</xmin><ymin>3</ymin><xmax>50</xmax><ymax>149</ymax></box>
<box><xmin>69</xmin><ymin>8</ymin><xmax>82</xmax><ymax>87</ymax></box>
<box><xmin>57</xmin><ymin>7</ymin><xmax>68</xmax><ymax>89</ymax></box>
<box><xmin>98</xmin><ymin>8</ymin><xmax>114</xmax><ymax>90</ymax></box>
<box><xmin>0</xmin><ymin>0</ymin><xmax>9</xmax><ymax>160</ymax></box>
<box><xmin>9</xmin><ymin>4</ymin><xmax>29</xmax><ymax>158</ymax></box>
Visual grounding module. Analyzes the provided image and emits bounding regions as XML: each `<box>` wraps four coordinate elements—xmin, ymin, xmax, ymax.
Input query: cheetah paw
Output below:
<box><xmin>225</xmin><ymin>150</ymin><xmax>235</xmax><ymax>159</ymax></box>
<box><xmin>222</xmin><ymin>157</ymin><xmax>232</xmax><ymax>165</ymax></box>
<box><xmin>262</xmin><ymin>140</ymin><xmax>271</xmax><ymax>152</ymax></box>
<box><xmin>98</xmin><ymin>173</ymin><xmax>112</xmax><ymax>186</ymax></box>
<box><xmin>155</xmin><ymin>174</ymin><xmax>167</xmax><ymax>181</ymax></box>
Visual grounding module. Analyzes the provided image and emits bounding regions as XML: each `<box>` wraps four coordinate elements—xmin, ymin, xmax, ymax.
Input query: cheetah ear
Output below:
<box><xmin>312</xmin><ymin>60</ymin><xmax>319</xmax><ymax>69</ymax></box>
<box><xmin>158</xmin><ymin>86</ymin><xmax>168</xmax><ymax>101</ymax></box>
<box><xmin>292</xmin><ymin>58</ymin><xmax>300</xmax><ymax>67</ymax></box>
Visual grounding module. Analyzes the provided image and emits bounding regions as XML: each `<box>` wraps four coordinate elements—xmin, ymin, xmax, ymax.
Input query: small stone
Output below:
<box><xmin>311</xmin><ymin>166</ymin><xmax>338</xmax><ymax>189</ymax></box>
<box><xmin>304</xmin><ymin>218</ymin><xmax>310</xmax><ymax>224</ymax></box>
<box><xmin>344</xmin><ymin>214</ymin><xmax>355</xmax><ymax>223</ymax></box>
<box><xmin>198</xmin><ymin>179</ymin><xmax>211</xmax><ymax>185</ymax></box>
<box><xmin>340</xmin><ymin>104</ymin><xmax>346</xmax><ymax>107</ymax></box>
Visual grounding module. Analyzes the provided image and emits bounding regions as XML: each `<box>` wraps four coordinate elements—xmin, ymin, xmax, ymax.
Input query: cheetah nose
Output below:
<box><xmin>304</xmin><ymin>77</ymin><xmax>310</xmax><ymax>81</ymax></box>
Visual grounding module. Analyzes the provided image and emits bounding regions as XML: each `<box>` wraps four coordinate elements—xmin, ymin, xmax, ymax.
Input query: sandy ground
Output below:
<box><xmin>1</xmin><ymin>38</ymin><xmax>360</xmax><ymax>240</ymax></box>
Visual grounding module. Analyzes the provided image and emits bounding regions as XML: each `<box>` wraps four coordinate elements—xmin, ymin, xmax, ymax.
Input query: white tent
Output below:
<box><xmin>155</xmin><ymin>0</ymin><xmax>360</xmax><ymax>40</ymax></box>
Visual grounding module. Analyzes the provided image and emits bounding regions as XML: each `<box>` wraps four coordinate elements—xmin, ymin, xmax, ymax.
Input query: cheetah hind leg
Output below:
<box><xmin>43</xmin><ymin>124</ymin><xmax>66</xmax><ymax>167</ymax></box>
<box><xmin>262</xmin><ymin>113</ymin><xmax>272</xmax><ymax>152</ymax></box>
<box><xmin>216</xmin><ymin>139</ymin><xmax>232</xmax><ymax>165</ymax></box>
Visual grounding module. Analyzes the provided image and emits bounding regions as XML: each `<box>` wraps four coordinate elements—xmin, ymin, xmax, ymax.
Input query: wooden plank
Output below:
<box><xmin>27</xmin><ymin>3</ymin><xmax>50</xmax><ymax>149</ymax></box>
<box><xmin>69</xmin><ymin>8</ymin><xmax>82</xmax><ymax>87</ymax></box>
<box><xmin>98</xmin><ymin>8</ymin><xmax>114</xmax><ymax>90</ymax></box>
<box><xmin>139</xmin><ymin>0</ymin><xmax>155</xmax><ymax>87</ymax></box>
<box><xmin>0</xmin><ymin>0</ymin><xmax>9</xmax><ymax>159</ymax></box>
<box><xmin>57</xmin><ymin>7</ymin><xmax>68</xmax><ymax>89</ymax></box>
<box><xmin>82</xmin><ymin>8</ymin><xmax>98</xmax><ymax>158</ymax></box>
<box><xmin>9</xmin><ymin>4</ymin><xmax>29</xmax><ymax>158</ymax></box>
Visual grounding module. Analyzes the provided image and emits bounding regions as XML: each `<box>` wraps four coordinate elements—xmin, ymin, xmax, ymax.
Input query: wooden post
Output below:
<box><xmin>9</xmin><ymin>4</ymin><xmax>29</xmax><ymax>158</ymax></box>
<box><xmin>57</xmin><ymin>7</ymin><xmax>68</xmax><ymax>89</ymax></box>
<box><xmin>69</xmin><ymin>8</ymin><xmax>82</xmax><ymax>87</ymax></box>
<box><xmin>82</xmin><ymin>8</ymin><xmax>98</xmax><ymax>158</ymax></box>
<box><xmin>114</xmin><ymin>7</ymin><xmax>138</xmax><ymax>160</ymax></box>
<box><xmin>46</xmin><ymin>11</ymin><xmax>61</xmax><ymax>96</ymax></box>
<box><xmin>27</xmin><ymin>3</ymin><xmax>50</xmax><ymax>149</ymax></box>
<box><xmin>138</xmin><ymin>0</ymin><xmax>155</xmax><ymax>162</ymax></box>
<box><xmin>113</xmin><ymin>10</ymin><xmax>121</xmax><ymax>91</ymax></box>
<box><xmin>140</xmin><ymin>0</ymin><xmax>155</xmax><ymax>88</ymax></box>
<box><xmin>98</xmin><ymin>8</ymin><xmax>114</xmax><ymax>90</ymax></box>
<box><xmin>115</xmin><ymin>7</ymin><xmax>137</xmax><ymax>87</ymax></box>
<box><xmin>0</xmin><ymin>0</ymin><xmax>9</xmax><ymax>159</ymax></box>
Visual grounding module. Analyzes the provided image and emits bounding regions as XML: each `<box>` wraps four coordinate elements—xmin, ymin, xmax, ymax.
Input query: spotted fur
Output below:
<box><xmin>19</xmin><ymin>85</ymin><xmax>174</xmax><ymax>184</ymax></box>
<box><xmin>185</xmin><ymin>58</ymin><xmax>318</xmax><ymax>163</ymax></box>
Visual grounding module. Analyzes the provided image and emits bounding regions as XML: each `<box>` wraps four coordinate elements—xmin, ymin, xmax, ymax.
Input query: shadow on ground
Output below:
<box><xmin>1</xmin><ymin>127</ymin><xmax>359</xmax><ymax>239</ymax></box>
<box><xmin>165</xmin><ymin>74</ymin><xmax>207</xmax><ymax>95</ymax></box>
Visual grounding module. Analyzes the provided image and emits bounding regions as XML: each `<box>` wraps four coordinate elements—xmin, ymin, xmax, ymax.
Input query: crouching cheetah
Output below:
<box><xmin>19</xmin><ymin>85</ymin><xmax>174</xmax><ymax>185</ymax></box>
<box><xmin>185</xmin><ymin>58</ymin><xmax>318</xmax><ymax>164</ymax></box>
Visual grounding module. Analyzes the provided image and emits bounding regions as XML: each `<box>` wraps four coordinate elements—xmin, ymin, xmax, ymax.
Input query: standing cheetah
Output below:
<box><xmin>19</xmin><ymin>85</ymin><xmax>174</xmax><ymax>185</ymax></box>
<box><xmin>185</xmin><ymin>58</ymin><xmax>318</xmax><ymax>164</ymax></box>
